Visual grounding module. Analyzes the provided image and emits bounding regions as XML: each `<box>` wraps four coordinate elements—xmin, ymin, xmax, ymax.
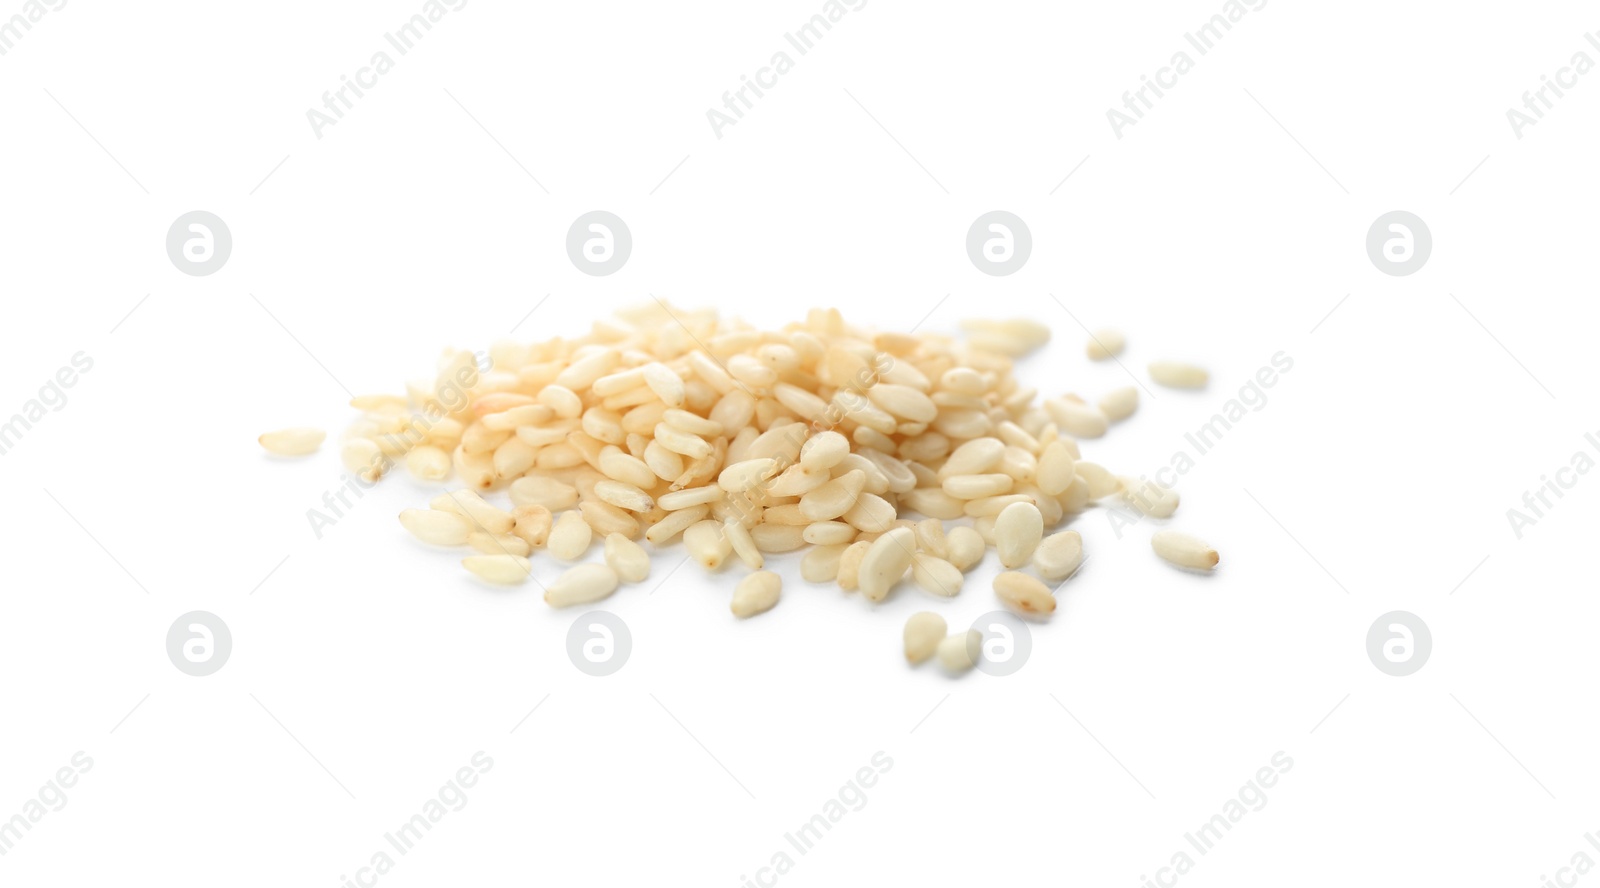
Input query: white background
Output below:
<box><xmin>3</xmin><ymin>1</ymin><xmax>1598</xmax><ymax>885</ymax></box>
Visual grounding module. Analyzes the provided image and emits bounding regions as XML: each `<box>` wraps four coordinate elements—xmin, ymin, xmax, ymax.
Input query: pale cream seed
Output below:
<box><xmin>731</xmin><ymin>571</ymin><xmax>781</xmax><ymax>617</ymax></box>
<box><xmin>258</xmin><ymin>427</ymin><xmax>325</xmax><ymax>456</ymax></box>
<box><xmin>904</xmin><ymin>612</ymin><xmax>947</xmax><ymax>664</ymax></box>
<box><xmin>604</xmin><ymin>533</ymin><xmax>651</xmax><ymax>583</ymax></box>
<box><xmin>545</xmin><ymin>563</ymin><xmax>621</xmax><ymax>607</ymax></box>
<box><xmin>1152</xmin><ymin>530</ymin><xmax>1219</xmax><ymax>571</ymax></box>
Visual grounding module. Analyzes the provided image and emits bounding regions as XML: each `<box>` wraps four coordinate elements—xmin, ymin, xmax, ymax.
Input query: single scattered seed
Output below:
<box><xmin>1149</xmin><ymin>361</ymin><xmax>1209</xmax><ymax>389</ymax></box>
<box><xmin>259</xmin><ymin>427</ymin><xmax>325</xmax><ymax>456</ymax></box>
<box><xmin>1086</xmin><ymin>328</ymin><xmax>1126</xmax><ymax>361</ymax></box>
<box><xmin>1152</xmin><ymin>530</ymin><xmax>1219</xmax><ymax>571</ymax></box>
<box><xmin>399</xmin><ymin>509</ymin><xmax>471</xmax><ymax>546</ymax></box>
<box><xmin>910</xmin><ymin>553</ymin><xmax>963</xmax><ymax>597</ymax></box>
<box><xmin>545</xmin><ymin>563</ymin><xmax>621</xmax><ymax>607</ymax></box>
<box><xmin>731</xmin><ymin>570</ymin><xmax>781</xmax><ymax>617</ymax></box>
<box><xmin>994</xmin><ymin>571</ymin><xmax>1056</xmax><ymax>616</ymax></box>
<box><xmin>858</xmin><ymin>527</ymin><xmax>916</xmax><ymax>602</ymax></box>
<box><xmin>1099</xmin><ymin>386</ymin><xmax>1139</xmax><ymax>422</ymax></box>
<box><xmin>604</xmin><ymin>533</ymin><xmax>651</xmax><ymax>583</ymax></box>
<box><xmin>1033</xmin><ymin>530</ymin><xmax>1084</xmax><ymax>581</ymax></box>
<box><xmin>904</xmin><ymin>612</ymin><xmax>947</xmax><ymax>664</ymax></box>
<box><xmin>1123</xmin><ymin>478</ymin><xmax>1179</xmax><ymax>518</ymax></box>
<box><xmin>549</xmin><ymin>511</ymin><xmax>593</xmax><ymax>561</ymax></box>
<box><xmin>937</xmin><ymin>630</ymin><xmax>982</xmax><ymax>674</ymax></box>
<box><xmin>944</xmin><ymin>525</ymin><xmax>986</xmax><ymax>572</ymax></box>
<box><xmin>462</xmin><ymin>554</ymin><xmax>530</xmax><ymax>585</ymax></box>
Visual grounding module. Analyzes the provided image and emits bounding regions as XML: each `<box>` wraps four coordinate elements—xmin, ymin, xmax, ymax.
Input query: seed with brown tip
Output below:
<box><xmin>1152</xmin><ymin>530</ymin><xmax>1219</xmax><ymax>570</ymax></box>
<box><xmin>993</xmin><ymin>571</ymin><xmax>1056</xmax><ymax>616</ymax></box>
<box><xmin>684</xmin><ymin>520</ymin><xmax>732</xmax><ymax>570</ymax></box>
